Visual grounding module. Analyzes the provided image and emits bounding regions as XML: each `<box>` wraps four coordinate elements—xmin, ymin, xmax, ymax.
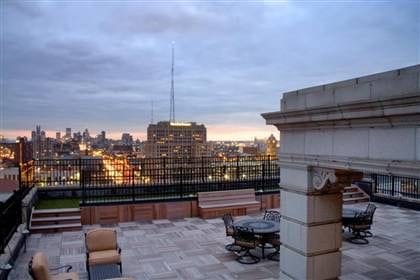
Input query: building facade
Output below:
<box><xmin>262</xmin><ymin>64</ymin><xmax>420</xmax><ymax>279</ymax></box>
<box><xmin>145</xmin><ymin>121</ymin><xmax>207</xmax><ymax>158</ymax></box>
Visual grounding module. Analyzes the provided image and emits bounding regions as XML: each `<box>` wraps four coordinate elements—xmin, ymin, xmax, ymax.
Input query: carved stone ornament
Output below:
<box><xmin>311</xmin><ymin>167</ymin><xmax>337</xmax><ymax>191</ymax></box>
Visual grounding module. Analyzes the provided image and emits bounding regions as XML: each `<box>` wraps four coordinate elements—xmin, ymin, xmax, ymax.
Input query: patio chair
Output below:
<box><xmin>363</xmin><ymin>203</ymin><xmax>377</xmax><ymax>237</ymax></box>
<box><xmin>347</xmin><ymin>212</ymin><xmax>371</xmax><ymax>244</ymax></box>
<box><xmin>222</xmin><ymin>213</ymin><xmax>241</xmax><ymax>252</ymax></box>
<box><xmin>232</xmin><ymin>226</ymin><xmax>261</xmax><ymax>264</ymax></box>
<box><xmin>85</xmin><ymin>228</ymin><xmax>122</xmax><ymax>276</ymax></box>
<box><xmin>266</xmin><ymin>233</ymin><xmax>281</xmax><ymax>262</ymax></box>
<box><xmin>263</xmin><ymin>210</ymin><xmax>281</xmax><ymax>223</ymax></box>
<box><xmin>28</xmin><ymin>251</ymin><xmax>78</xmax><ymax>280</ymax></box>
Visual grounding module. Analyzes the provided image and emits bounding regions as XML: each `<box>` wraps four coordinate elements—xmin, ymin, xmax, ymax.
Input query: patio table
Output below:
<box><xmin>233</xmin><ymin>218</ymin><xmax>280</xmax><ymax>258</ymax></box>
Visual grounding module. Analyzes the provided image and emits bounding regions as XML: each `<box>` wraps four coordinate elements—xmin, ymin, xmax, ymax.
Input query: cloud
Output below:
<box><xmin>1</xmin><ymin>0</ymin><xmax>419</xmax><ymax>140</ymax></box>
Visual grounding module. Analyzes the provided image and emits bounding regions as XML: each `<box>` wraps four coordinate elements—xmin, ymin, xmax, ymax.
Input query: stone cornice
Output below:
<box><xmin>278</xmin><ymin>153</ymin><xmax>420</xmax><ymax>178</ymax></box>
<box><xmin>262</xmin><ymin>94</ymin><xmax>420</xmax><ymax>131</ymax></box>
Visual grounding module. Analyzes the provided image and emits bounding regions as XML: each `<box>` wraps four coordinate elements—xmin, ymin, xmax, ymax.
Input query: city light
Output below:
<box><xmin>169</xmin><ymin>122</ymin><xmax>191</xmax><ymax>127</ymax></box>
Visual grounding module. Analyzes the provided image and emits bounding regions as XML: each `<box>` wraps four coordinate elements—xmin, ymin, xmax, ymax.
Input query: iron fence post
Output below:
<box><xmin>180</xmin><ymin>166</ymin><xmax>183</xmax><ymax>198</ymax></box>
<box><xmin>262</xmin><ymin>162</ymin><xmax>266</xmax><ymax>192</ymax></box>
<box><xmin>236</xmin><ymin>156</ymin><xmax>240</xmax><ymax>180</ymax></box>
<box><xmin>163</xmin><ymin>157</ymin><xmax>167</xmax><ymax>185</ymax></box>
<box><xmin>201</xmin><ymin>156</ymin><xmax>204</xmax><ymax>183</ymax></box>
<box><xmin>373</xmin><ymin>174</ymin><xmax>377</xmax><ymax>195</ymax></box>
<box><xmin>132</xmin><ymin>168</ymin><xmax>135</xmax><ymax>202</ymax></box>
<box><xmin>391</xmin><ymin>175</ymin><xmax>395</xmax><ymax>197</ymax></box>
<box><xmin>18</xmin><ymin>163</ymin><xmax>22</xmax><ymax>189</ymax></box>
<box><xmin>79</xmin><ymin>158</ymin><xmax>85</xmax><ymax>205</ymax></box>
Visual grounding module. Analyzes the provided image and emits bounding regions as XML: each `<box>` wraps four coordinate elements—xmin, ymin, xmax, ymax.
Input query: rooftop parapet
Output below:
<box><xmin>279</xmin><ymin>64</ymin><xmax>420</xmax><ymax>112</ymax></box>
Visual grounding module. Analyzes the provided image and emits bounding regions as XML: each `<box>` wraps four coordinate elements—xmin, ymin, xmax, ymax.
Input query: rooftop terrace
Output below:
<box><xmin>8</xmin><ymin>202</ymin><xmax>420</xmax><ymax>280</ymax></box>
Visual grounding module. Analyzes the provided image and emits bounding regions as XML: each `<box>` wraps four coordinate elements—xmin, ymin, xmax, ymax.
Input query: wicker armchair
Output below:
<box><xmin>232</xmin><ymin>226</ymin><xmax>260</xmax><ymax>264</ymax></box>
<box><xmin>28</xmin><ymin>252</ymin><xmax>78</xmax><ymax>280</ymax></box>
<box><xmin>85</xmin><ymin>228</ymin><xmax>122</xmax><ymax>276</ymax></box>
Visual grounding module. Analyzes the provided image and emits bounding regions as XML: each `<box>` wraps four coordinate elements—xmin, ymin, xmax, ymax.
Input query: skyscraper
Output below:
<box><xmin>145</xmin><ymin>121</ymin><xmax>207</xmax><ymax>158</ymax></box>
<box><xmin>31</xmin><ymin>125</ymin><xmax>52</xmax><ymax>159</ymax></box>
<box><xmin>65</xmin><ymin>128</ymin><xmax>72</xmax><ymax>141</ymax></box>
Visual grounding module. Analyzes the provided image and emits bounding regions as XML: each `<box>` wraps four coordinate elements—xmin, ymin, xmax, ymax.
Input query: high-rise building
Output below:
<box><xmin>65</xmin><ymin>128</ymin><xmax>72</xmax><ymax>140</ymax></box>
<box><xmin>121</xmin><ymin>133</ymin><xmax>133</xmax><ymax>146</ymax></box>
<box><xmin>56</xmin><ymin>132</ymin><xmax>61</xmax><ymax>141</ymax></box>
<box><xmin>82</xmin><ymin>129</ymin><xmax>91</xmax><ymax>143</ymax></box>
<box><xmin>31</xmin><ymin>125</ymin><xmax>53</xmax><ymax>159</ymax></box>
<box><xmin>145</xmin><ymin>121</ymin><xmax>207</xmax><ymax>158</ymax></box>
<box><xmin>15</xmin><ymin>137</ymin><xmax>32</xmax><ymax>164</ymax></box>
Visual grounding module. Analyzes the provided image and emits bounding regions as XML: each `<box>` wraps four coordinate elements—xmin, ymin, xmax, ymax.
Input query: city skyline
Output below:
<box><xmin>1</xmin><ymin>1</ymin><xmax>418</xmax><ymax>140</ymax></box>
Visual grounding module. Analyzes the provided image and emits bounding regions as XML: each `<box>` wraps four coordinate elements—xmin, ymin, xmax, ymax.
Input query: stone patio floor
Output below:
<box><xmin>8</xmin><ymin>202</ymin><xmax>420</xmax><ymax>280</ymax></box>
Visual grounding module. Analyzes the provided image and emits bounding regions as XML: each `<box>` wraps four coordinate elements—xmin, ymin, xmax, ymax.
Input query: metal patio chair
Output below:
<box><xmin>222</xmin><ymin>213</ymin><xmax>241</xmax><ymax>252</ymax></box>
<box><xmin>263</xmin><ymin>210</ymin><xmax>281</xmax><ymax>223</ymax></box>
<box><xmin>232</xmin><ymin>226</ymin><xmax>261</xmax><ymax>264</ymax></box>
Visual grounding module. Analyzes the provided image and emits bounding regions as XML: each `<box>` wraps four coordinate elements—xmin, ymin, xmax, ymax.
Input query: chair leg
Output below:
<box><xmin>267</xmin><ymin>246</ymin><xmax>280</xmax><ymax>262</ymax></box>
<box><xmin>236</xmin><ymin>248</ymin><xmax>260</xmax><ymax>264</ymax></box>
<box><xmin>119</xmin><ymin>262</ymin><xmax>122</xmax><ymax>274</ymax></box>
<box><xmin>362</xmin><ymin>230</ymin><xmax>373</xmax><ymax>238</ymax></box>
<box><xmin>225</xmin><ymin>243</ymin><xmax>242</xmax><ymax>252</ymax></box>
<box><xmin>348</xmin><ymin>230</ymin><xmax>369</xmax><ymax>244</ymax></box>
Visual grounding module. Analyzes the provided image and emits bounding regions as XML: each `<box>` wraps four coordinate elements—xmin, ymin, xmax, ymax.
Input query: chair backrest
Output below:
<box><xmin>222</xmin><ymin>213</ymin><xmax>234</xmax><ymax>229</ymax></box>
<box><xmin>365</xmin><ymin>203</ymin><xmax>377</xmax><ymax>224</ymax></box>
<box><xmin>352</xmin><ymin>212</ymin><xmax>370</xmax><ymax>228</ymax></box>
<box><xmin>28</xmin><ymin>252</ymin><xmax>50</xmax><ymax>280</ymax></box>
<box><xmin>233</xmin><ymin>226</ymin><xmax>256</xmax><ymax>244</ymax></box>
<box><xmin>86</xmin><ymin>228</ymin><xmax>117</xmax><ymax>252</ymax></box>
<box><xmin>263</xmin><ymin>210</ymin><xmax>281</xmax><ymax>223</ymax></box>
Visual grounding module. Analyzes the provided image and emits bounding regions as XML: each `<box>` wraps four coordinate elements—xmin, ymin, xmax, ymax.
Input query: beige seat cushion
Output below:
<box><xmin>50</xmin><ymin>272</ymin><xmax>79</xmax><ymax>280</ymax></box>
<box><xmin>86</xmin><ymin>228</ymin><xmax>118</xmax><ymax>252</ymax></box>
<box><xmin>88</xmin><ymin>249</ymin><xmax>121</xmax><ymax>266</ymax></box>
<box><xmin>31</xmin><ymin>252</ymin><xmax>51</xmax><ymax>280</ymax></box>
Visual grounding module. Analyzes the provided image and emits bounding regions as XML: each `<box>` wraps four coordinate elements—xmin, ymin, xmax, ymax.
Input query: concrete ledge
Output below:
<box><xmin>278</xmin><ymin>153</ymin><xmax>420</xmax><ymax>178</ymax></box>
<box><xmin>0</xmin><ymin>225</ymin><xmax>26</xmax><ymax>280</ymax></box>
<box><xmin>262</xmin><ymin>94</ymin><xmax>420</xmax><ymax>130</ymax></box>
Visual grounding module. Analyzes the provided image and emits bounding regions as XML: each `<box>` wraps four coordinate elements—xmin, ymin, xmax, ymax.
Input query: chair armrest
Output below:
<box><xmin>50</xmin><ymin>264</ymin><xmax>72</xmax><ymax>272</ymax></box>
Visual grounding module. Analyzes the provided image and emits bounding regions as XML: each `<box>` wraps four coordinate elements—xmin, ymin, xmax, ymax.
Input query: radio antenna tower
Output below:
<box><xmin>150</xmin><ymin>99</ymin><xmax>154</xmax><ymax>124</ymax></box>
<box><xmin>169</xmin><ymin>42</ymin><xmax>175</xmax><ymax>122</ymax></box>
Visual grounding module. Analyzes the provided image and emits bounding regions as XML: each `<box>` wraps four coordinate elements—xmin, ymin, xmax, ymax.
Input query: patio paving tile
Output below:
<box><xmin>7</xmin><ymin>202</ymin><xmax>420</xmax><ymax>279</ymax></box>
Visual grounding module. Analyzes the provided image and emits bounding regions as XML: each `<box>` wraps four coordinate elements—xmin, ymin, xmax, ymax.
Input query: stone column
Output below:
<box><xmin>279</xmin><ymin>165</ymin><xmax>361</xmax><ymax>280</ymax></box>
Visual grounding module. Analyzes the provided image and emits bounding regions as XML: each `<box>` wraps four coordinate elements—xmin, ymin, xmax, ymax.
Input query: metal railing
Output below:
<box><xmin>0</xmin><ymin>187</ymin><xmax>30</xmax><ymax>253</ymax></box>
<box><xmin>371</xmin><ymin>174</ymin><xmax>420</xmax><ymax>200</ymax></box>
<box><xmin>20</xmin><ymin>156</ymin><xmax>280</xmax><ymax>205</ymax></box>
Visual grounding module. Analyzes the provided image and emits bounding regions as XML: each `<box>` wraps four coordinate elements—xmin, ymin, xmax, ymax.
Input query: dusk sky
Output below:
<box><xmin>1</xmin><ymin>0</ymin><xmax>419</xmax><ymax>141</ymax></box>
